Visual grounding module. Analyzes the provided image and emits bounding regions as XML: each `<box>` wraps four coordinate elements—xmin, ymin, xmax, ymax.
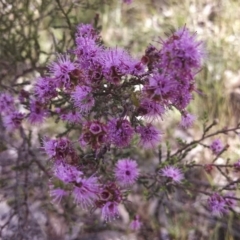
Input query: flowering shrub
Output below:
<box><xmin>1</xmin><ymin>20</ymin><xmax>240</xmax><ymax>237</ymax></box>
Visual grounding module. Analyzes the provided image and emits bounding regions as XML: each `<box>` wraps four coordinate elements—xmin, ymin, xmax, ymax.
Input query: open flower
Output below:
<box><xmin>160</xmin><ymin>166</ymin><xmax>183</xmax><ymax>183</ymax></box>
<box><xmin>107</xmin><ymin>118</ymin><xmax>134</xmax><ymax>148</ymax></box>
<box><xmin>48</xmin><ymin>54</ymin><xmax>75</xmax><ymax>88</ymax></box>
<box><xmin>136</xmin><ymin>124</ymin><xmax>161</xmax><ymax>149</ymax></box>
<box><xmin>180</xmin><ymin>112</ymin><xmax>196</xmax><ymax>128</ymax></box>
<box><xmin>71</xmin><ymin>85</ymin><xmax>95</xmax><ymax>113</ymax></box>
<box><xmin>114</xmin><ymin>158</ymin><xmax>139</xmax><ymax>186</ymax></box>
<box><xmin>101</xmin><ymin>201</ymin><xmax>119</xmax><ymax>221</ymax></box>
<box><xmin>53</xmin><ymin>162</ymin><xmax>82</xmax><ymax>183</ymax></box>
<box><xmin>73</xmin><ymin>176</ymin><xmax>100</xmax><ymax>209</ymax></box>
<box><xmin>28</xmin><ymin>100</ymin><xmax>49</xmax><ymax>124</ymax></box>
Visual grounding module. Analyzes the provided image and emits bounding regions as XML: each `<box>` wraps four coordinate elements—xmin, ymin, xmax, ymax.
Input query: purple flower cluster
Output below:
<box><xmin>43</xmin><ymin>134</ymin><xmax>131</xmax><ymax>221</ymax></box>
<box><xmin>96</xmin><ymin>182</ymin><xmax>123</xmax><ymax>221</ymax></box>
<box><xmin>49</xmin><ymin>155</ymin><xmax>125</xmax><ymax>220</ymax></box>
<box><xmin>107</xmin><ymin>118</ymin><xmax>134</xmax><ymax>148</ymax></box>
<box><xmin>138</xmin><ymin>27</ymin><xmax>204</xmax><ymax>118</ymax></box>
<box><xmin>79</xmin><ymin>120</ymin><xmax>107</xmax><ymax>149</ymax></box>
<box><xmin>50</xmin><ymin>161</ymin><xmax>101</xmax><ymax>210</ymax></box>
<box><xmin>208</xmin><ymin>193</ymin><xmax>236</xmax><ymax>216</ymax></box>
<box><xmin>100</xmin><ymin>48</ymin><xmax>143</xmax><ymax>84</ymax></box>
<box><xmin>0</xmin><ymin>24</ymin><xmax>201</xmax><ymax>137</ymax></box>
<box><xmin>34</xmin><ymin>77</ymin><xmax>57</xmax><ymax>102</ymax></box>
<box><xmin>60</xmin><ymin>109</ymin><xmax>83</xmax><ymax>124</ymax></box>
<box><xmin>0</xmin><ymin>23</ymin><xmax>207</xmax><ymax>222</ymax></box>
<box><xmin>43</xmin><ymin>137</ymin><xmax>77</xmax><ymax>163</ymax></box>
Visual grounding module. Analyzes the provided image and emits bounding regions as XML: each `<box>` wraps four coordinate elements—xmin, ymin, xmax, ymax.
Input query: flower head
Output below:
<box><xmin>142</xmin><ymin>27</ymin><xmax>205</xmax><ymax>112</ymax></box>
<box><xmin>107</xmin><ymin>118</ymin><xmax>134</xmax><ymax>148</ymax></box>
<box><xmin>43</xmin><ymin>137</ymin><xmax>77</xmax><ymax>164</ymax></box>
<box><xmin>143</xmin><ymin>73</ymin><xmax>176</xmax><ymax>102</ymax></box>
<box><xmin>53</xmin><ymin>162</ymin><xmax>82</xmax><ymax>183</ymax></box>
<box><xmin>172</xmin><ymin>89</ymin><xmax>193</xmax><ymax>110</ymax></box>
<box><xmin>95</xmin><ymin>182</ymin><xmax>122</xmax><ymax>221</ymax></box>
<box><xmin>138</xmin><ymin>98</ymin><xmax>165</xmax><ymax>118</ymax></box>
<box><xmin>0</xmin><ymin>92</ymin><xmax>15</xmax><ymax>113</ymax></box>
<box><xmin>76</xmin><ymin>23</ymin><xmax>99</xmax><ymax>40</ymax></box>
<box><xmin>28</xmin><ymin>100</ymin><xmax>49</xmax><ymax>124</ymax></box>
<box><xmin>48</xmin><ymin>54</ymin><xmax>75</xmax><ymax>88</ymax></box>
<box><xmin>130</xmin><ymin>215</ymin><xmax>142</xmax><ymax>231</ymax></box>
<box><xmin>208</xmin><ymin>193</ymin><xmax>228</xmax><ymax>216</ymax></box>
<box><xmin>3</xmin><ymin>111</ymin><xmax>25</xmax><ymax>130</ymax></box>
<box><xmin>60</xmin><ymin>109</ymin><xmax>83</xmax><ymax>124</ymax></box>
<box><xmin>210</xmin><ymin>139</ymin><xmax>224</xmax><ymax>155</ymax></box>
<box><xmin>71</xmin><ymin>85</ymin><xmax>95</xmax><ymax>114</ymax></box>
<box><xmin>159</xmin><ymin>27</ymin><xmax>205</xmax><ymax>73</ymax></box>
<box><xmin>233</xmin><ymin>159</ymin><xmax>240</xmax><ymax>172</ymax></box>
<box><xmin>180</xmin><ymin>112</ymin><xmax>196</xmax><ymax>128</ymax></box>
<box><xmin>136</xmin><ymin>124</ymin><xmax>161</xmax><ymax>149</ymax></box>
<box><xmin>99</xmin><ymin>48</ymin><xmax>142</xmax><ymax>84</ymax></box>
<box><xmin>34</xmin><ymin>77</ymin><xmax>57</xmax><ymax>103</ymax></box>
<box><xmin>114</xmin><ymin>158</ymin><xmax>139</xmax><ymax>186</ymax></box>
<box><xmin>73</xmin><ymin>176</ymin><xmax>100</xmax><ymax>209</ymax></box>
<box><xmin>75</xmin><ymin>36</ymin><xmax>102</xmax><ymax>63</ymax></box>
<box><xmin>79</xmin><ymin>121</ymin><xmax>107</xmax><ymax>149</ymax></box>
<box><xmin>160</xmin><ymin>166</ymin><xmax>183</xmax><ymax>183</ymax></box>
<box><xmin>101</xmin><ymin>201</ymin><xmax>119</xmax><ymax>221</ymax></box>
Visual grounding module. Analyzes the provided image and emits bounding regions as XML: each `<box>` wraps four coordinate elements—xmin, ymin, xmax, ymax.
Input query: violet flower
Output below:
<box><xmin>160</xmin><ymin>166</ymin><xmax>184</xmax><ymax>183</ymax></box>
<box><xmin>130</xmin><ymin>215</ymin><xmax>142</xmax><ymax>231</ymax></box>
<box><xmin>210</xmin><ymin>139</ymin><xmax>224</xmax><ymax>155</ymax></box>
<box><xmin>114</xmin><ymin>158</ymin><xmax>139</xmax><ymax>186</ymax></box>
<box><xmin>107</xmin><ymin>118</ymin><xmax>134</xmax><ymax>148</ymax></box>
<box><xmin>136</xmin><ymin>124</ymin><xmax>161</xmax><ymax>149</ymax></box>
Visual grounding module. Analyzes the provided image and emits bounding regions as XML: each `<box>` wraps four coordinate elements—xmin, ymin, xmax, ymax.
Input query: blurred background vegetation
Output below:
<box><xmin>1</xmin><ymin>0</ymin><xmax>240</xmax><ymax>239</ymax></box>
